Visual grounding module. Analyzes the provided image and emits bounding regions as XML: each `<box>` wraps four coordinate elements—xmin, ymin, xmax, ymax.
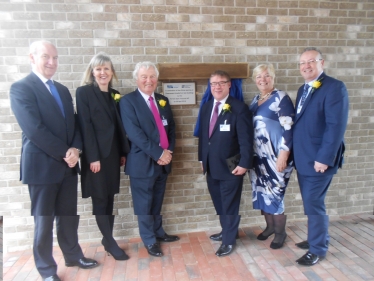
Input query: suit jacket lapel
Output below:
<box><xmin>209</xmin><ymin>96</ymin><xmax>231</xmax><ymax>138</ymax></box>
<box><xmin>31</xmin><ymin>73</ymin><xmax>66</xmax><ymax>121</ymax></box>
<box><xmin>295</xmin><ymin>73</ymin><xmax>326</xmax><ymax>122</ymax></box>
<box><xmin>136</xmin><ymin>90</ymin><xmax>157</xmax><ymax>127</ymax></box>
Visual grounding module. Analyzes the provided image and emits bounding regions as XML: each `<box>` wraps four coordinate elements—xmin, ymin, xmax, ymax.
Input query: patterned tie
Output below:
<box><xmin>209</xmin><ymin>101</ymin><xmax>221</xmax><ymax>138</ymax></box>
<box><xmin>299</xmin><ymin>84</ymin><xmax>310</xmax><ymax>109</ymax></box>
<box><xmin>149</xmin><ymin>96</ymin><xmax>169</xmax><ymax>149</ymax></box>
<box><xmin>46</xmin><ymin>80</ymin><xmax>65</xmax><ymax>118</ymax></box>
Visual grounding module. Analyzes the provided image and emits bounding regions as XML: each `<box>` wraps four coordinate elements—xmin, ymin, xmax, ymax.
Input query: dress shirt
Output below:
<box><xmin>210</xmin><ymin>94</ymin><xmax>229</xmax><ymax>121</ymax></box>
<box><xmin>297</xmin><ymin>71</ymin><xmax>324</xmax><ymax>113</ymax></box>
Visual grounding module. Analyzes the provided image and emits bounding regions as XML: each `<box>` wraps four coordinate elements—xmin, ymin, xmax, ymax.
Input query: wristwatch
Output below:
<box><xmin>75</xmin><ymin>148</ymin><xmax>82</xmax><ymax>155</ymax></box>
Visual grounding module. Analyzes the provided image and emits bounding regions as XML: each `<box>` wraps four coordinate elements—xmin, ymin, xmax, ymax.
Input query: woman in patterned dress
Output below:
<box><xmin>249</xmin><ymin>64</ymin><xmax>295</xmax><ymax>249</ymax></box>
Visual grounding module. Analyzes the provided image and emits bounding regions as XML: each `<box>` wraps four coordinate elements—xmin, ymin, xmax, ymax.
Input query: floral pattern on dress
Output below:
<box><xmin>249</xmin><ymin>89</ymin><xmax>295</xmax><ymax>214</ymax></box>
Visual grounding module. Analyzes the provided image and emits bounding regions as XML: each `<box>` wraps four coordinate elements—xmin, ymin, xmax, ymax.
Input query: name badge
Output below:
<box><xmin>220</xmin><ymin>120</ymin><xmax>230</xmax><ymax>131</ymax></box>
<box><xmin>162</xmin><ymin>119</ymin><xmax>168</xmax><ymax>126</ymax></box>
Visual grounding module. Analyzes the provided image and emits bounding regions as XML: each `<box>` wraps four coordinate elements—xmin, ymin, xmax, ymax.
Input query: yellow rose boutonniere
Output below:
<box><xmin>222</xmin><ymin>103</ymin><xmax>231</xmax><ymax>115</ymax></box>
<box><xmin>310</xmin><ymin>77</ymin><xmax>324</xmax><ymax>95</ymax></box>
<box><xmin>111</xmin><ymin>93</ymin><xmax>121</xmax><ymax>103</ymax></box>
<box><xmin>158</xmin><ymin>99</ymin><xmax>167</xmax><ymax>108</ymax></box>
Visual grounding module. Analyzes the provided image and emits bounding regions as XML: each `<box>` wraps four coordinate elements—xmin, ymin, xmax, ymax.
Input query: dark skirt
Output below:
<box><xmin>81</xmin><ymin>134</ymin><xmax>121</xmax><ymax>199</ymax></box>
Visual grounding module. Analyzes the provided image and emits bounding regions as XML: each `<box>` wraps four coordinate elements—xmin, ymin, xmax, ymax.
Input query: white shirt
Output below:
<box><xmin>32</xmin><ymin>69</ymin><xmax>54</xmax><ymax>94</ymax></box>
<box><xmin>210</xmin><ymin>94</ymin><xmax>229</xmax><ymax>121</ymax></box>
<box><xmin>297</xmin><ymin>71</ymin><xmax>324</xmax><ymax>113</ymax></box>
<box><xmin>138</xmin><ymin>89</ymin><xmax>160</xmax><ymax>113</ymax></box>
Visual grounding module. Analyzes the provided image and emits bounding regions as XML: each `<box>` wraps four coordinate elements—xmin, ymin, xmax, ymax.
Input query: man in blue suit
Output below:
<box><xmin>119</xmin><ymin>61</ymin><xmax>179</xmax><ymax>257</ymax></box>
<box><xmin>198</xmin><ymin>70</ymin><xmax>253</xmax><ymax>257</ymax></box>
<box><xmin>293</xmin><ymin>47</ymin><xmax>349</xmax><ymax>266</ymax></box>
<box><xmin>10</xmin><ymin>41</ymin><xmax>98</xmax><ymax>281</ymax></box>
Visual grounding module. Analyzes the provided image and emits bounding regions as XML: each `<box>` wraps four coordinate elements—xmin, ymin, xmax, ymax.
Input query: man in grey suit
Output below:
<box><xmin>10</xmin><ymin>41</ymin><xmax>98</xmax><ymax>281</ymax></box>
<box><xmin>119</xmin><ymin>61</ymin><xmax>179</xmax><ymax>257</ymax></box>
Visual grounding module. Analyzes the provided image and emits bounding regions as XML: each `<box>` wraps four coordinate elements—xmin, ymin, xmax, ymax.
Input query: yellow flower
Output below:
<box><xmin>111</xmin><ymin>93</ymin><xmax>121</xmax><ymax>103</ymax></box>
<box><xmin>312</xmin><ymin>80</ymin><xmax>322</xmax><ymax>89</ymax></box>
<box><xmin>310</xmin><ymin>77</ymin><xmax>323</xmax><ymax>95</ymax></box>
<box><xmin>222</xmin><ymin>103</ymin><xmax>231</xmax><ymax>115</ymax></box>
<box><xmin>158</xmin><ymin>99</ymin><xmax>167</xmax><ymax>108</ymax></box>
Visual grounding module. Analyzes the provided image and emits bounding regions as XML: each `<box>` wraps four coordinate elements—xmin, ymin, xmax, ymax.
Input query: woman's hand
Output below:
<box><xmin>90</xmin><ymin>161</ymin><xmax>101</xmax><ymax>173</ymax></box>
<box><xmin>276</xmin><ymin>150</ymin><xmax>290</xmax><ymax>172</ymax></box>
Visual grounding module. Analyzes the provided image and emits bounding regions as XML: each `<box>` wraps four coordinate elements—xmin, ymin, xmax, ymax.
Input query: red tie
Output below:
<box><xmin>149</xmin><ymin>96</ymin><xmax>169</xmax><ymax>149</ymax></box>
<box><xmin>209</xmin><ymin>101</ymin><xmax>221</xmax><ymax>137</ymax></box>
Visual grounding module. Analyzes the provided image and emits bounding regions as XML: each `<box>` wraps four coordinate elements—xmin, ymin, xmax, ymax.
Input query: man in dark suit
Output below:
<box><xmin>10</xmin><ymin>41</ymin><xmax>98</xmax><ymax>281</ymax></box>
<box><xmin>198</xmin><ymin>70</ymin><xmax>253</xmax><ymax>257</ymax></box>
<box><xmin>119</xmin><ymin>61</ymin><xmax>179</xmax><ymax>257</ymax></box>
<box><xmin>293</xmin><ymin>47</ymin><xmax>349</xmax><ymax>266</ymax></box>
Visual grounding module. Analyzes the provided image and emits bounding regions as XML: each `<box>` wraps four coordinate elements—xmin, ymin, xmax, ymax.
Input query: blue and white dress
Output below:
<box><xmin>249</xmin><ymin>89</ymin><xmax>295</xmax><ymax>214</ymax></box>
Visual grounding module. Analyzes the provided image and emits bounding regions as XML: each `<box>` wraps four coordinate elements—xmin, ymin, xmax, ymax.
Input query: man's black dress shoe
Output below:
<box><xmin>44</xmin><ymin>275</ymin><xmax>61</xmax><ymax>281</ymax></box>
<box><xmin>146</xmin><ymin>243</ymin><xmax>163</xmax><ymax>257</ymax></box>
<box><xmin>156</xmin><ymin>233</ymin><xmax>180</xmax><ymax>242</ymax></box>
<box><xmin>296</xmin><ymin>251</ymin><xmax>325</xmax><ymax>266</ymax></box>
<box><xmin>65</xmin><ymin>257</ymin><xmax>99</xmax><ymax>269</ymax></box>
<box><xmin>209</xmin><ymin>232</ymin><xmax>240</xmax><ymax>242</ymax></box>
<box><xmin>215</xmin><ymin>244</ymin><xmax>235</xmax><ymax>257</ymax></box>
<box><xmin>295</xmin><ymin>240</ymin><xmax>310</xmax><ymax>249</ymax></box>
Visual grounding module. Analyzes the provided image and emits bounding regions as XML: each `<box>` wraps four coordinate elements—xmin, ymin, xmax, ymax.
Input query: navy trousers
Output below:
<box><xmin>297</xmin><ymin>172</ymin><xmax>333</xmax><ymax>256</ymax></box>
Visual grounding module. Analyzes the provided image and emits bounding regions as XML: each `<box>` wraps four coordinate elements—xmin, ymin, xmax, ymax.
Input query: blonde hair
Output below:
<box><xmin>81</xmin><ymin>52</ymin><xmax>118</xmax><ymax>87</ymax></box>
<box><xmin>252</xmin><ymin>63</ymin><xmax>275</xmax><ymax>81</ymax></box>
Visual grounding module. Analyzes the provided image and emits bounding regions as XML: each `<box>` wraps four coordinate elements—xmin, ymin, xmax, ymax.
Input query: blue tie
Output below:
<box><xmin>299</xmin><ymin>84</ymin><xmax>310</xmax><ymax>109</ymax></box>
<box><xmin>46</xmin><ymin>80</ymin><xmax>65</xmax><ymax>117</ymax></box>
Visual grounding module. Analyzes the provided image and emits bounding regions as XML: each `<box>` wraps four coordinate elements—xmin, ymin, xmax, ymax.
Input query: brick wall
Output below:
<box><xmin>1</xmin><ymin>0</ymin><xmax>373</xmax><ymax>253</ymax></box>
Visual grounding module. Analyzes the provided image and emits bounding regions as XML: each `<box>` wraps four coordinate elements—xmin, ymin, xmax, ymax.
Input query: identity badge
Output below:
<box><xmin>220</xmin><ymin>120</ymin><xmax>230</xmax><ymax>131</ymax></box>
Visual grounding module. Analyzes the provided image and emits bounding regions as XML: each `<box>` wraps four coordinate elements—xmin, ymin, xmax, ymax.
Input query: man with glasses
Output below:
<box><xmin>293</xmin><ymin>47</ymin><xmax>349</xmax><ymax>266</ymax></box>
<box><xmin>198</xmin><ymin>70</ymin><xmax>253</xmax><ymax>257</ymax></box>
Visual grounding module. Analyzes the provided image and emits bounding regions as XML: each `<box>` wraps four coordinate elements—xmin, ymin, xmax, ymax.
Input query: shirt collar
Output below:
<box><xmin>32</xmin><ymin>69</ymin><xmax>51</xmax><ymax>84</ymax></box>
<box><xmin>138</xmin><ymin>88</ymin><xmax>155</xmax><ymax>102</ymax></box>
<box><xmin>306</xmin><ymin>71</ymin><xmax>324</xmax><ymax>86</ymax></box>
<box><xmin>214</xmin><ymin>94</ymin><xmax>229</xmax><ymax>105</ymax></box>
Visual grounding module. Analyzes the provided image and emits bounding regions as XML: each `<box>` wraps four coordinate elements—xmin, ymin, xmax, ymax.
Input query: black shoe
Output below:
<box><xmin>146</xmin><ymin>243</ymin><xmax>163</xmax><ymax>257</ymax></box>
<box><xmin>44</xmin><ymin>275</ymin><xmax>61</xmax><ymax>281</ymax></box>
<box><xmin>210</xmin><ymin>232</ymin><xmax>223</xmax><ymax>241</ymax></box>
<box><xmin>296</xmin><ymin>252</ymin><xmax>325</xmax><ymax>266</ymax></box>
<box><xmin>270</xmin><ymin>233</ymin><xmax>287</xmax><ymax>249</ymax></box>
<box><xmin>210</xmin><ymin>232</ymin><xmax>240</xmax><ymax>242</ymax></box>
<box><xmin>102</xmin><ymin>238</ymin><xmax>130</xmax><ymax>260</ymax></box>
<box><xmin>65</xmin><ymin>257</ymin><xmax>99</xmax><ymax>269</ymax></box>
<box><xmin>156</xmin><ymin>233</ymin><xmax>180</xmax><ymax>242</ymax></box>
<box><xmin>295</xmin><ymin>240</ymin><xmax>310</xmax><ymax>249</ymax></box>
<box><xmin>215</xmin><ymin>244</ymin><xmax>235</xmax><ymax>257</ymax></box>
<box><xmin>257</xmin><ymin>231</ymin><xmax>275</xmax><ymax>241</ymax></box>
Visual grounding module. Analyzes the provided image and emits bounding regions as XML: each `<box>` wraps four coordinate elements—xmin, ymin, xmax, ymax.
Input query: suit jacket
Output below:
<box><xmin>198</xmin><ymin>96</ymin><xmax>253</xmax><ymax>180</ymax></box>
<box><xmin>293</xmin><ymin>72</ymin><xmax>349</xmax><ymax>176</ymax></box>
<box><xmin>119</xmin><ymin>90</ymin><xmax>176</xmax><ymax>178</ymax></box>
<box><xmin>76</xmin><ymin>84</ymin><xmax>129</xmax><ymax>163</ymax></box>
<box><xmin>10</xmin><ymin>72</ymin><xmax>82</xmax><ymax>184</ymax></box>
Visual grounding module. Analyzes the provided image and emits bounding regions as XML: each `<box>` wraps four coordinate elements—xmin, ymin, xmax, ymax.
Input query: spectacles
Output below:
<box><xmin>210</xmin><ymin>81</ymin><xmax>229</xmax><ymax>87</ymax></box>
<box><xmin>298</xmin><ymin>59</ymin><xmax>323</xmax><ymax>66</ymax></box>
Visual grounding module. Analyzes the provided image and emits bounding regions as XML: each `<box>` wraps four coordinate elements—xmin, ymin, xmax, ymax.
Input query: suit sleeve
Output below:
<box><xmin>316</xmin><ymin>81</ymin><xmax>349</xmax><ymax>166</ymax></box>
<box><xmin>10</xmin><ymin>81</ymin><xmax>69</xmax><ymax>161</ymax></box>
<box><xmin>76</xmin><ymin>87</ymin><xmax>101</xmax><ymax>163</ymax></box>
<box><xmin>119</xmin><ymin>95</ymin><xmax>164</xmax><ymax>161</ymax></box>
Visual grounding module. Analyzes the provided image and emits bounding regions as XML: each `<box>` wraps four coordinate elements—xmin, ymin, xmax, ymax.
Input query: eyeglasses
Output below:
<box><xmin>210</xmin><ymin>81</ymin><xmax>229</xmax><ymax>87</ymax></box>
<box><xmin>298</xmin><ymin>59</ymin><xmax>323</xmax><ymax>66</ymax></box>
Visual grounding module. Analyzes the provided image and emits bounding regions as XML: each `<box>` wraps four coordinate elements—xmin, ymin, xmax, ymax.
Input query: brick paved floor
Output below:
<box><xmin>3</xmin><ymin>213</ymin><xmax>374</xmax><ymax>281</ymax></box>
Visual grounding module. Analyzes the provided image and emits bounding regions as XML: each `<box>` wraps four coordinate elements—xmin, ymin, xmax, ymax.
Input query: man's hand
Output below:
<box><xmin>314</xmin><ymin>161</ymin><xmax>328</xmax><ymax>173</ymax></box>
<box><xmin>159</xmin><ymin>149</ymin><xmax>172</xmax><ymax>165</ymax></box>
<box><xmin>120</xmin><ymin>156</ymin><xmax>126</xmax><ymax>166</ymax></box>
<box><xmin>90</xmin><ymin>161</ymin><xmax>101</xmax><ymax>173</ymax></box>
<box><xmin>232</xmin><ymin>166</ymin><xmax>247</xmax><ymax>175</ymax></box>
<box><xmin>64</xmin><ymin>148</ymin><xmax>80</xmax><ymax>168</ymax></box>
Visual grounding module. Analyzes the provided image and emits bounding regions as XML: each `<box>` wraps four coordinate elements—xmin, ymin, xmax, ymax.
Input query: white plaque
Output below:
<box><xmin>162</xmin><ymin>82</ymin><xmax>196</xmax><ymax>105</ymax></box>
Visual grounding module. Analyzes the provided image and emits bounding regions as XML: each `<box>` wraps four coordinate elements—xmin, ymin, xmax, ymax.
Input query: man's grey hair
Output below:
<box><xmin>132</xmin><ymin>61</ymin><xmax>159</xmax><ymax>80</ymax></box>
<box><xmin>301</xmin><ymin>47</ymin><xmax>323</xmax><ymax>59</ymax></box>
<box><xmin>29</xmin><ymin>40</ymin><xmax>54</xmax><ymax>55</ymax></box>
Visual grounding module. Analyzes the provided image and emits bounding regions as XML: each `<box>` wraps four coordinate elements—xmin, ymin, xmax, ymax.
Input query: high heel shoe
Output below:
<box><xmin>105</xmin><ymin>248</ymin><xmax>129</xmax><ymax>260</ymax></box>
<box><xmin>270</xmin><ymin>233</ymin><xmax>287</xmax><ymax>249</ymax></box>
<box><xmin>257</xmin><ymin>230</ymin><xmax>275</xmax><ymax>241</ymax></box>
<box><xmin>102</xmin><ymin>239</ymin><xmax>129</xmax><ymax>260</ymax></box>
